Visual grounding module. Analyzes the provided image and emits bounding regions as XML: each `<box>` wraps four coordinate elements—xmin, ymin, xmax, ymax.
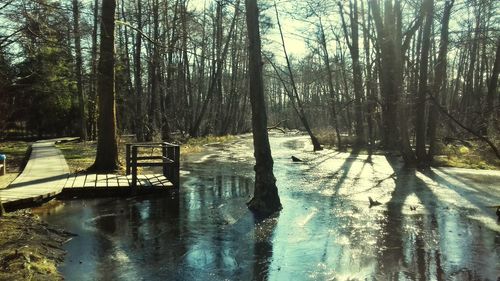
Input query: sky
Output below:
<box><xmin>187</xmin><ymin>0</ymin><xmax>312</xmax><ymax>59</ymax></box>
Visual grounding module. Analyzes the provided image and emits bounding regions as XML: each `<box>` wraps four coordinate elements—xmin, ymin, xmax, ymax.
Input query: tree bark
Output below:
<box><xmin>189</xmin><ymin>1</ymin><xmax>240</xmax><ymax>137</ymax></box>
<box><xmin>72</xmin><ymin>0</ymin><xmax>87</xmax><ymax>141</ymax></box>
<box><xmin>339</xmin><ymin>0</ymin><xmax>365</xmax><ymax>146</ymax></box>
<box><xmin>134</xmin><ymin>0</ymin><xmax>144</xmax><ymax>141</ymax></box>
<box><xmin>415</xmin><ymin>0</ymin><xmax>433</xmax><ymax>166</ymax></box>
<box><xmin>371</xmin><ymin>0</ymin><xmax>416</xmax><ymax>165</ymax></box>
<box><xmin>484</xmin><ymin>39</ymin><xmax>500</xmax><ymax>134</ymax></box>
<box><xmin>317</xmin><ymin>18</ymin><xmax>342</xmax><ymax>149</ymax></box>
<box><xmin>90</xmin><ymin>0</ymin><xmax>119</xmax><ymax>172</ymax></box>
<box><xmin>361</xmin><ymin>0</ymin><xmax>376</xmax><ymax>155</ymax></box>
<box><xmin>245</xmin><ymin>0</ymin><xmax>282</xmax><ymax>217</ymax></box>
<box><xmin>427</xmin><ymin>0</ymin><xmax>454</xmax><ymax>160</ymax></box>
<box><xmin>146</xmin><ymin>0</ymin><xmax>161</xmax><ymax>141</ymax></box>
<box><xmin>89</xmin><ymin>0</ymin><xmax>99</xmax><ymax>140</ymax></box>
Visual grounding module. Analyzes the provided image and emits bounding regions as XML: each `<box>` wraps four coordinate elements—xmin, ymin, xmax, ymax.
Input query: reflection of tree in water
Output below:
<box><xmin>90</xmin><ymin>197</ymin><xmax>184</xmax><ymax>280</ymax></box>
<box><xmin>376</xmin><ymin>161</ymin><xmax>497</xmax><ymax>280</ymax></box>
<box><xmin>252</xmin><ymin>216</ymin><xmax>278</xmax><ymax>281</ymax></box>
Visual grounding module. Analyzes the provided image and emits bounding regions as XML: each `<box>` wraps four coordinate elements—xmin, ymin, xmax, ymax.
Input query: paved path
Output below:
<box><xmin>0</xmin><ymin>139</ymin><xmax>70</xmax><ymax>208</ymax></box>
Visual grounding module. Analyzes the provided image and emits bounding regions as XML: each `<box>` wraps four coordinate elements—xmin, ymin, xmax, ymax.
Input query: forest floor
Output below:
<box><xmin>0</xmin><ymin>136</ymin><xmax>237</xmax><ymax>280</ymax></box>
<box><xmin>0</xmin><ymin>209</ymin><xmax>73</xmax><ymax>281</ymax></box>
<box><xmin>0</xmin><ymin>141</ymin><xmax>30</xmax><ymax>189</ymax></box>
<box><xmin>0</xmin><ymin>133</ymin><xmax>498</xmax><ymax>280</ymax></box>
<box><xmin>0</xmin><ymin>141</ymin><xmax>72</xmax><ymax>281</ymax></box>
<box><xmin>313</xmin><ymin>129</ymin><xmax>500</xmax><ymax>170</ymax></box>
<box><xmin>56</xmin><ymin>135</ymin><xmax>236</xmax><ymax>173</ymax></box>
<box><xmin>33</xmin><ymin>132</ymin><xmax>500</xmax><ymax>280</ymax></box>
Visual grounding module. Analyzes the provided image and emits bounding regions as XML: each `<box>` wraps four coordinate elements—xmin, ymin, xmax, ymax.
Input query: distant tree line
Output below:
<box><xmin>0</xmin><ymin>0</ymin><xmax>498</xmax><ymax>167</ymax></box>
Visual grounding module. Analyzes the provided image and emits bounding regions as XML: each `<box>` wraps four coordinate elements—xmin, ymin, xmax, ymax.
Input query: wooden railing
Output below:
<box><xmin>125</xmin><ymin>142</ymin><xmax>180</xmax><ymax>188</ymax></box>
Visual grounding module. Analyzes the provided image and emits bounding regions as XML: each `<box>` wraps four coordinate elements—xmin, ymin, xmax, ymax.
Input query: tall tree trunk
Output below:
<box><xmin>134</xmin><ymin>0</ymin><xmax>144</xmax><ymax>141</ymax></box>
<box><xmin>461</xmin><ymin>13</ymin><xmax>481</xmax><ymax>126</ymax></box>
<box><xmin>415</xmin><ymin>0</ymin><xmax>433</xmax><ymax>166</ymax></box>
<box><xmin>339</xmin><ymin>0</ymin><xmax>365</xmax><ymax>146</ymax></box>
<box><xmin>189</xmin><ymin>1</ymin><xmax>240</xmax><ymax>137</ymax></box>
<box><xmin>89</xmin><ymin>0</ymin><xmax>99</xmax><ymax>140</ymax></box>
<box><xmin>371</xmin><ymin>0</ymin><xmax>416</xmax><ymax>165</ymax></box>
<box><xmin>72</xmin><ymin>0</ymin><xmax>87</xmax><ymax>141</ymax></box>
<box><xmin>119</xmin><ymin>0</ymin><xmax>134</xmax><ymax>134</ymax></box>
<box><xmin>428</xmin><ymin>0</ymin><xmax>454</xmax><ymax>160</ymax></box>
<box><xmin>147</xmin><ymin>0</ymin><xmax>161</xmax><ymax>141</ymax></box>
<box><xmin>245</xmin><ymin>0</ymin><xmax>281</xmax><ymax>217</ymax></box>
<box><xmin>484</xmin><ymin>39</ymin><xmax>500</xmax><ymax>134</ymax></box>
<box><xmin>318</xmin><ymin>18</ymin><xmax>342</xmax><ymax>150</ymax></box>
<box><xmin>362</xmin><ymin>0</ymin><xmax>376</xmax><ymax>155</ymax></box>
<box><xmin>90</xmin><ymin>0</ymin><xmax>119</xmax><ymax>172</ymax></box>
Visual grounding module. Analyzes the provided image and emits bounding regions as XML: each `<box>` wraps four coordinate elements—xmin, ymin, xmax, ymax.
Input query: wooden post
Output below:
<box><xmin>131</xmin><ymin>146</ymin><xmax>138</xmax><ymax>187</ymax></box>
<box><xmin>167</xmin><ymin>144</ymin><xmax>174</xmax><ymax>185</ymax></box>
<box><xmin>162</xmin><ymin>142</ymin><xmax>168</xmax><ymax>177</ymax></box>
<box><xmin>125</xmin><ymin>143</ymin><xmax>131</xmax><ymax>175</ymax></box>
<box><xmin>173</xmin><ymin>145</ymin><xmax>180</xmax><ymax>188</ymax></box>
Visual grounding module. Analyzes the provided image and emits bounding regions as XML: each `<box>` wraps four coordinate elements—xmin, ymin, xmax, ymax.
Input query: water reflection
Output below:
<box><xmin>37</xmin><ymin>135</ymin><xmax>499</xmax><ymax>280</ymax></box>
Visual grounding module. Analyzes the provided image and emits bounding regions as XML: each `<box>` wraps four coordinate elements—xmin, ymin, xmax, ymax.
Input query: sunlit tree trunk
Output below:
<box><xmin>245</xmin><ymin>0</ymin><xmax>282</xmax><ymax>217</ymax></box>
<box><xmin>371</xmin><ymin>0</ymin><xmax>416</xmax><ymax>166</ymax></box>
<box><xmin>361</xmin><ymin>1</ymin><xmax>376</xmax><ymax>155</ymax></box>
<box><xmin>90</xmin><ymin>0</ymin><xmax>119</xmax><ymax>172</ymax></box>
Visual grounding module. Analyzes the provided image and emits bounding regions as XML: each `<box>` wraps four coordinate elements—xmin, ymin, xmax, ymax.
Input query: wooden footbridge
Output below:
<box><xmin>0</xmin><ymin>139</ymin><xmax>180</xmax><ymax>211</ymax></box>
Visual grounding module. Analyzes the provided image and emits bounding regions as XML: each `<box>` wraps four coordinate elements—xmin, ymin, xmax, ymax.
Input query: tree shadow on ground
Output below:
<box><xmin>374</xmin><ymin>158</ymin><xmax>497</xmax><ymax>280</ymax></box>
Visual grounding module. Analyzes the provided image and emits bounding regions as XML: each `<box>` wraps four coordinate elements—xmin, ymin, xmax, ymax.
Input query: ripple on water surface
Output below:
<box><xmin>36</xmin><ymin>134</ymin><xmax>500</xmax><ymax>280</ymax></box>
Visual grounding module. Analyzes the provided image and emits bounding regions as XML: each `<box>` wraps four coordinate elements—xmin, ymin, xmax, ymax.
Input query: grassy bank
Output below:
<box><xmin>433</xmin><ymin>141</ymin><xmax>500</xmax><ymax>170</ymax></box>
<box><xmin>0</xmin><ymin>141</ymin><xmax>30</xmax><ymax>189</ymax></box>
<box><xmin>313</xmin><ymin>129</ymin><xmax>500</xmax><ymax>170</ymax></box>
<box><xmin>0</xmin><ymin>210</ymin><xmax>71</xmax><ymax>281</ymax></box>
<box><xmin>0</xmin><ymin>141</ymin><xmax>30</xmax><ymax>173</ymax></box>
<box><xmin>57</xmin><ymin>135</ymin><xmax>237</xmax><ymax>173</ymax></box>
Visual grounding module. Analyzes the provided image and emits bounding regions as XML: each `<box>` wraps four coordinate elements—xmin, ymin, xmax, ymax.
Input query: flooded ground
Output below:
<box><xmin>35</xmin><ymin>133</ymin><xmax>500</xmax><ymax>280</ymax></box>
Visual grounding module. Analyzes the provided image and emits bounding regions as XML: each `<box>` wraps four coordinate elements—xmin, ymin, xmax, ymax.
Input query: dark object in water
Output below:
<box><xmin>369</xmin><ymin>197</ymin><xmax>382</xmax><ymax>208</ymax></box>
<box><xmin>291</xmin><ymin>156</ymin><xmax>303</xmax><ymax>162</ymax></box>
<box><xmin>496</xmin><ymin>207</ymin><xmax>500</xmax><ymax>220</ymax></box>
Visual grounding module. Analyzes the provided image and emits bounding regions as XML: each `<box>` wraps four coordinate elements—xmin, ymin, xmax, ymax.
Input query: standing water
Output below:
<box><xmin>35</xmin><ymin>133</ymin><xmax>500</xmax><ymax>280</ymax></box>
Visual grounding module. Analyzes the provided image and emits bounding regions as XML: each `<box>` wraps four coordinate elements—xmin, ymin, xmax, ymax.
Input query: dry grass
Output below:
<box><xmin>181</xmin><ymin>135</ymin><xmax>236</xmax><ymax>154</ymax></box>
<box><xmin>57</xmin><ymin>135</ymin><xmax>237</xmax><ymax>173</ymax></box>
<box><xmin>0</xmin><ymin>141</ymin><xmax>30</xmax><ymax>173</ymax></box>
<box><xmin>57</xmin><ymin>141</ymin><xmax>127</xmax><ymax>174</ymax></box>
<box><xmin>0</xmin><ymin>210</ymin><xmax>71</xmax><ymax>281</ymax></box>
<box><xmin>0</xmin><ymin>141</ymin><xmax>30</xmax><ymax>189</ymax></box>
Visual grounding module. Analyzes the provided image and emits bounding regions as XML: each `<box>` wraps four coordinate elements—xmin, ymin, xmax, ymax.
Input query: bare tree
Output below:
<box><xmin>339</xmin><ymin>0</ymin><xmax>365</xmax><ymax>146</ymax></box>
<box><xmin>427</xmin><ymin>0</ymin><xmax>454</xmax><ymax>160</ymax></box>
<box><xmin>275</xmin><ymin>3</ymin><xmax>322</xmax><ymax>151</ymax></box>
<box><xmin>245</xmin><ymin>0</ymin><xmax>282</xmax><ymax>217</ymax></box>
<box><xmin>72</xmin><ymin>0</ymin><xmax>87</xmax><ymax>141</ymax></box>
<box><xmin>415</xmin><ymin>0</ymin><xmax>434</xmax><ymax>166</ymax></box>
